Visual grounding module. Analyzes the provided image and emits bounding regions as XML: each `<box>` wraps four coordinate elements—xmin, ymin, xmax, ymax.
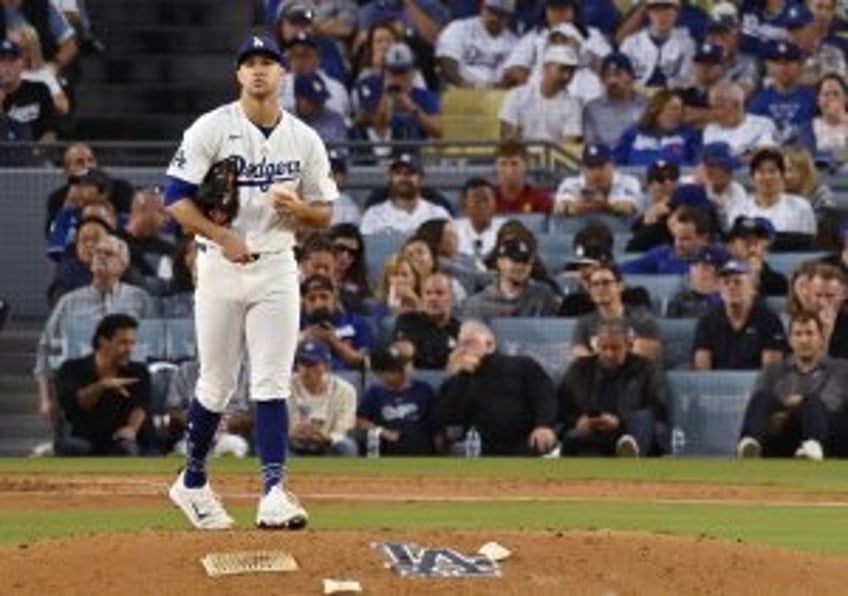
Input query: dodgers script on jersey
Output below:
<box><xmin>166</xmin><ymin>101</ymin><xmax>338</xmax><ymax>253</ymax></box>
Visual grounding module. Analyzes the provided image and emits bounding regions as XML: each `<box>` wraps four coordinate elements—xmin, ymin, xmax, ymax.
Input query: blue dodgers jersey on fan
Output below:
<box><xmin>357</xmin><ymin>380</ymin><xmax>435</xmax><ymax>437</ymax></box>
<box><xmin>748</xmin><ymin>86</ymin><xmax>816</xmax><ymax>141</ymax></box>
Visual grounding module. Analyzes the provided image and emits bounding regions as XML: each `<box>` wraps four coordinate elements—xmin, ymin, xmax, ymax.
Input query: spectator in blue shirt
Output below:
<box><xmin>614</xmin><ymin>89</ymin><xmax>702</xmax><ymax>166</ymax></box>
<box><xmin>621</xmin><ymin>202</ymin><xmax>714</xmax><ymax>275</ymax></box>
<box><xmin>294</xmin><ymin>72</ymin><xmax>348</xmax><ymax>143</ymax></box>
<box><xmin>356</xmin><ymin>345</ymin><xmax>436</xmax><ymax>455</ymax></box>
<box><xmin>748</xmin><ymin>41</ymin><xmax>817</xmax><ymax>144</ymax></box>
<box><xmin>300</xmin><ymin>274</ymin><xmax>373</xmax><ymax>371</ymax></box>
<box><xmin>353</xmin><ymin>42</ymin><xmax>442</xmax><ymax>143</ymax></box>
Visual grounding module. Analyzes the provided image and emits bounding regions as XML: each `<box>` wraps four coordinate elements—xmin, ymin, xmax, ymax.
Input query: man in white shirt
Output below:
<box><xmin>360</xmin><ymin>153</ymin><xmax>452</xmax><ymax>235</ymax></box>
<box><xmin>281</xmin><ymin>32</ymin><xmax>351</xmax><ymax>121</ymax></box>
<box><xmin>554</xmin><ymin>143</ymin><xmax>643</xmax><ymax>217</ymax></box>
<box><xmin>503</xmin><ymin>0</ymin><xmax>612</xmax><ymax>87</ymax></box>
<box><xmin>703</xmin><ymin>82</ymin><xmax>778</xmax><ymax>158</ymax></box>
<box><xmin>726</xmin><ymin>147</ymin><xmax>817</xmax><ymax>237</ymax></box>
<box><xmin>435</xmin><ymin>0</ymin><xmax>518</xmax><ymax>88</ymax></box>
<box><xmin>454</xmin><ymin>177</ymin><xmax>504</xmax><ymax>261</ymax></box>
<box><xmin>619</xmin><ymin>0</ymin><xmax>695</xmax><ymax>89</ymax></box>
<box><xmin>498</xmin><ymin>45</ymin><xmax>582</xmax><ymax>146</ymax></box>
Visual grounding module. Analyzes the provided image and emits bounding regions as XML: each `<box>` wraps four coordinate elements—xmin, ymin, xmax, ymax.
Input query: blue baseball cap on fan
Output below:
<box><xmin>0</xmin><ymin>39</ymin><xmax>22</xmax><ymax>58</ymax></box>
<box><xmin>296</xmin><ymin>340</ymin><xmax>331</xmax><ymax>365</ymax></box>
<box><xmin>235</xmin><ymin>35</ymin><xmax>282</xmax><ymax>66</ymax></box>
<box><xmin>701</xmin><ymin>142</ymin><xmax>739</xmax><ymax>170</ymax></box>
<box><xmin>582</xmin><ymin>143</ymin><xmax>613</xmax><ymax>167</ymax></box>
<box><xmin>354</xmin><ymin>75</ymin><xmax>383</xmax><ymax>113</ymax></box>
<box><xmin>767</xmin><ymin>40</ymin><xmax>804</xmax><ymax>61</ymax></box>
<box><xmin>784</xmin><ymin>4</ymin><xmax>815</xmax><ymax>29</ymax></box>
<box><xmin>294</xmin><ymin>72</ymin><xmax>330</xmax><ymax>103</ymax></box>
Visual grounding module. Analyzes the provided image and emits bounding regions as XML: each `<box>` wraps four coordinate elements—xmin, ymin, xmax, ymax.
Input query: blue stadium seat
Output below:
<box><xmin>364</xmin><ymin>232</ymin><xmax>408</xmax><ymax>287</ymax></box>
<box><xmin>63</xmin><ymin>317</ymin><xmax>166</xmax><ymax>362</ymax></box>
<box><xmin>623</xmin><ymin>274</ymin><xmax>685</xmax><ymax>316</ymax></box>
<box><xmin>503</xmin><ymin>213</ymin><xmax>548</xmax><ymax>233</ymax></box>
<box><xmin>490</xmin><ymin>317</ymin><xmax>576</xmax><ymax>344</ymax></box>
<box><xmin>765</xmin><ymin>252</ymin><xmax>825</xmax><ymax>277</ymax></box>
<box><xmin>657</xmin><ymin>318</ymin><xmax>696</xmax><ymax>370</ymax></box>
<box><xmin>536</xmin><ymin>235</ymin><xmax>574</xmax><ymax>273</ymax></box>
<box><xmin>764</xmin><ymin>295</ymin><xmax>788</xmax><ymax>315</ymax></box>
<box><xmin>164</xmin><ymin>318</ymin><xmax>196</xmax><ymax>362</ymax></box>
<box><xmin>548</xmin><ymin>214</ymin><xmax>632</xmax><ymax>234</ymax></box>
<box><xmin>667</xmin><ymin>370</ymin><xmax>757</xmax><ymax>456</ymax></box>
<box><xmin>335</xmin><ymin>369</ymin><xmax>364</xmax><ymax>400</ymax></box>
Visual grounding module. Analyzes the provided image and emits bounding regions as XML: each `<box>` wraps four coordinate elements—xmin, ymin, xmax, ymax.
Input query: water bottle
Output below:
<box><xmin>671</xmin><ymin>427</ymin><xmax>687</xmax><ymax>456</ymax></box>
<box><xmin>464</xmin><ymin>427</ymin><xmax>481</xmax><ymax>458</ymax></box>
<box><xmin>366</xmin><ymin>427</ymin><xmax>381</xmax><ymax>458</ymax></box>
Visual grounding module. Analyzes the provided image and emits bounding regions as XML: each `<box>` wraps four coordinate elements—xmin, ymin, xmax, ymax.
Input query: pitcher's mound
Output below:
<box><xmin>3</xmin><ymin>528</ymin><xmax>848</xmax><ymax>595</ymax></box>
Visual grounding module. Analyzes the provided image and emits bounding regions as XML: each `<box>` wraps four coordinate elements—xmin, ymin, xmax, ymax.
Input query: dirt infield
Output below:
<box><xmin>2</xmin><ymin>473</ymin><xmax>848</xmax><ymax>595</ymax></box>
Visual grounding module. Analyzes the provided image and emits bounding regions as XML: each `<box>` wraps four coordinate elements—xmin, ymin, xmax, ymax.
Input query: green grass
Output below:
<box><xmin>3</xmin><ymin>457</ymin><xmax>848</xmax><ymax>492</ymax></box>
<box><xmin>3</xmin><ymin>500</ymin><xmax>848</xmax><ymax>555</ymax></box>
<box><xmin>2</xmin><ymin>458</ymin><xmax>848</xmax><ymax>555</ymax></box>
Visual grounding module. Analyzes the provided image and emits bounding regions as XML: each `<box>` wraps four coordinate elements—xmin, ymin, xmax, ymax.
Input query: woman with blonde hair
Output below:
<box><xmin>784</xmin><ymin>146</ymin><xmax>834</xmax><ymax>217</ymax></box>
<box><xmin>8</xmin><ymin>24</ymin><xmax>70</xmax><ymax>114</ymax></box>
<box><xmin>378</xmin><ymin>253</ymin><xmax>423</xmax><ymax>316</ymax></box>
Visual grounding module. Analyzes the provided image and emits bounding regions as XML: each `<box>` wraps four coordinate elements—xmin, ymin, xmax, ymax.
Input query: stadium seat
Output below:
<box><xmin>764</xmin><ymin>295</ymin><xmax>788</xmax><ymax>315</ymax></box>
<box><xmin>490</xmin><ymin>317</ymin><xmax>576</xmax><ymax>344</ymax></box>
<box><xmin>164</xmin><ymin>318</ymin><xmax>196</xmax><ymax>362</ymax></box>
<box><xmin>657</xmin><ymin>318</ymin><xmax>696</xmax><ymax>370</ymax></box>
<box><xmin>63</xmin><ymin>317</ymin><xmax>166</xmax><ymax>363</ymax></box>
<box><xmin>335</xmin><ymin>369</ymin><xmax>364</xmax><ymax>400</ymax></box>
<box><xmin>765</xmin><ymin>252</ymin><xmax>826</xmax><ymax>277</ymax></box>
<box><xmin>536</xmin><ymin>235</ymin><xmax>574</xmax><ymax>273</ymax></box>
<box><xmin>548</xmin><ymin>214</ymin><xmax>633</xmax><ymax>234</ymax></box>
<box><xmin>667</xmin><ymin>370</ymin><xmax>757</xmax><ymax>456</ymax></box>
<box><xmin>504</xmin><ymin>213</ymin><xmax>548</xmax><ymax>234</ymax></box>
<box><xmin>441</xmin><ymin>88</ymin><xmax>506</xmax><ymax>146</ymax></box>
<box><xmin>623</xmin><ymin>274</ymin><xmax>685</xmax><ymax>316</ymax></box>
<box><xmin>364</xmin><ymin>232</ymin><xmax>408</xmax><ymax>287</ymax></box>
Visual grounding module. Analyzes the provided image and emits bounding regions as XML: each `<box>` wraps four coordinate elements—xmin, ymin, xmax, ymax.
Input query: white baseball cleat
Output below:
<box><xmin>256</xmin><ymin>485</ymin><xmax>308</xmax><ymax>530</ymax></box>
<box><xmin>737</xmin><ymin>437</ymin><xmax>762</xmax><ymax>459</ymax></box>
<box><xmin>795</xmin><ymin>439</ymin><xmax>824</xmax><ymax>461</ymax></box>
<box><xmin>615</xmin><ymin>434</ymin><xmax>639</xmax><ymax>457</ymax></box>
<box><xmin>169</xmin><ymin>471</ymin><xmax>235</xmax><ymax>530</ymax></box>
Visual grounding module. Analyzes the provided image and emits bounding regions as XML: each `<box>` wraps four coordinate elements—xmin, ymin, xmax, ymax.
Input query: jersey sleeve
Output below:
<box><xmin>503</xmin><ymin>32</ymin><xmax>537</xmax><ymax>70</ymax></box>
<box><xmin>498</xmin><ymin>88</ymin><xmax>521</xmax><ymax>126</ymax></box>
<box><xmin>299</xmin><ymin>128</ymin><xmax>339</xmax><ymax>204</ymax></box>
<box><xmin>435</xmin><ymin>21</ymin><xmax>465</xmax><ymax>61</ymax></box>
<box><xmin>165</xmin><ymin>114</ymin><xmax>219</xmax><ymax>186</ymax></box>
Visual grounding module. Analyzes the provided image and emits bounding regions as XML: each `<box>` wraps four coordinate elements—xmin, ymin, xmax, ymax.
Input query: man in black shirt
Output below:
<box><xmin>693</xmin><ymin>259</ymin><xmax>786</xmax><ymax>369</ymax></box>
<box><xmin>0</xmin><ymin>39</ymin><xmax>55</xmax><ymax>145</ymax></box>
<box><xmin>392</xmin><ymin>271</ymin><xmax>460</xmax><ymax>369</ymax></box>
<box><xmin>558</xmin><ymin>319</ymin><xmax>669</xmax><ymax>457</ymax></box>
<box><xmin>725</xmin><ymin>215</ymin><xmax>788</xmax><ymax>297</ymax></box>
<box><xmin>54</xmin><ymin>313</ymin><xmax>151</xmax><ymax>456</ymax></box>
<box><xmin>433</xmin><ymin>320</ymin><xmax>558</xmax><ymax>456</ymax></box>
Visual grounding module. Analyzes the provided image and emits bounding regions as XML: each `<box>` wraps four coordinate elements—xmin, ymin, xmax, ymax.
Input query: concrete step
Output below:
<box><xmin>0</xmin><ymin>329</ymin><xmax>40</xmax><ymax>377</ymax></box>
<box><xmin>0</xmin><ymin>438</ymin><xmax>50</xmax><ymax>457</ymax></box>
<box><xmin>0</xmin><ymin>376</ymin><xmax>38</xmax><ymax>415</ymax></box>
<box><xmin>81</xmin><ymin>55</ymin><xmax>237</xmax><ymax>85</ymax></box>
<box><xmin>75</xmin><ymin>84</ymin><xmax>233</xmax><ymax>116</ymax></box>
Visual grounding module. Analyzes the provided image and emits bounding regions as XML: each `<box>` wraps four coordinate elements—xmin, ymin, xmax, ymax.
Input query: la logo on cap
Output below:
<box><xmin>253</xmin><ymin>37</ymin><xmax>264</xmax><ymax>48</ymax></box>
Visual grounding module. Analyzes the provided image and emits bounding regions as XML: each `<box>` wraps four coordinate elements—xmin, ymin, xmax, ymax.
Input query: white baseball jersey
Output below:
<box><xmin>726</xmin><ymin>193</ymin><xmax>817</xmax><ymax>235</ymax></box>
<box><xmin>167</xmin><ymin>101</ymin><xmax>338</xmax><ymax>254</ymax></box>
<box><xmin>360</xmin><ymin>198</ymin><xmax>451</xmax><ymax>236</ymax></box>
<box><xmin>702</xmin><ymin>115</ymin><xmax>778</xmax><ymax>157</ymax></box>
<box><xmin>619</xmin><ymin>28</ymin><xmax>695</xmax><ymax>88</ymax></box>
<box><xmin>504</xmin><ymin>26</ymin><xmax>612</xmax><ymax>75</ymax></box>
<box><xmin>554</xmin><ymin>171</ymin><xmax>644</xmax><ymax>211</ymax></box>
<box><xmin>435</xmin><ymin>16</ymin><xmax>517</xmax><ymax>87</ymax></box>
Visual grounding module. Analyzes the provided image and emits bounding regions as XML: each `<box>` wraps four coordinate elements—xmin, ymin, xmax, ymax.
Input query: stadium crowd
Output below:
<box><xmin>5</xmin><ymin>0</ymin><xmax>848</xmax><ymax>460</ymax></box>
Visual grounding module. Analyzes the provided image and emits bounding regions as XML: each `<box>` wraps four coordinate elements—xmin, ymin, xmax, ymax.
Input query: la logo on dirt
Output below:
<box><xmin>374</xmin><ymin>542</ymin><xmax>501</xmax><ymax>578</ymax></box>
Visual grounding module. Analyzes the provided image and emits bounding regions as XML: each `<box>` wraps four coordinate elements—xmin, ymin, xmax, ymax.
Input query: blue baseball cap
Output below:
<box><xmin>784</xmin><ymin>4</ymin><xmax>814</xmax><ymax>29</ymax></box>
<box><xmin>701</xmin><ymin>142</ymin><xmax>739</xmax><ymax>170</ymax></box>
<box><xmin>694</xmin><ymin>41</ymin><xmax>724</xmax><ymax>64</ymax></box>
<box><xmin>288</xmin><ymin>31</ymin><xmax>320</xmax><ymax>51</ymax></box>
<box><xmin>483</xmin><ymin>0</ymin><xmax>516</xmax><ymax>15</ymax></box>
<box><xmin>601</xmin><ymin>52</ymin><xmax>634</xmax><ymax>75</ymax></box>
<box><xmin>670</xmin><ymin>184</ymin><xmax>711</xmax><ymax>210</ymax></box>
<box><xmin>719</xmin><ymin>259</ymin><xmax>750</xmax><ymax>276</ymax></box>
<box><xmin>582</xmin><ymin>143</ymin><xmax>613</xmax><ymax>167</ymax></box>
<box><xmin>296</xmin><ymin>340</ymin><xmax>331</xmax><ymax>365</ymax></box>
<box><xmin>728</xmin><ymin>215</ymin><xmax>776</xmax><ymax>241</ymax></box>
<box><xmin>354</xmin><ymin>75</ymin><xmax>383</xmax><ymax>113</ymax></box>
<box><xmin>235</xmin><ymin>35</ymin><xmax>282</xmax><ymax>66</ymax></box>
<box><xmin>0</xmin><ymin>39</ymin><xmax>22</xmax><ymax>58</ymax></box>
<box><xmin>294</xmin><ymin>72</ymin><xmax>329</xmax><ymax>103</ymax></box>
<box><xmin>385</xmin><ymin>42</ymin><xmax>415</xmax><ymax>71</ymax></box>
<box><xmin>767</xmin><ymin>40</ymin><xmax>804</xmax><ymax>61</ymax></box>
<box><xmin>390</xmin><ymin>151</ymin><xmax>422</xmax><ymax>172</ymax></box>
<box><xmin>327</xmin><ymin>147</ymin><xmax>348</xmax><ymax>173</ymax></box>
<box><xmin>693</xmin><ymin>245</ymin><xmax>729</xmax><ymax>267</ymax></box>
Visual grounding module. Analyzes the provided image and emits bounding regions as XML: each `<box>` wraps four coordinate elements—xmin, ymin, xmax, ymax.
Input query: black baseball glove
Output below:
<box><xmin>194</xmin><ymin>156</ymin><xmax>239</xmax><ymax>225</ymax></box>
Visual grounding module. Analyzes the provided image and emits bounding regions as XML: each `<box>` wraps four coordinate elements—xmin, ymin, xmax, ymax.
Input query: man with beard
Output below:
<box><xmin>582</xmin><ymin>53</ymin><xmax>647</xmax><ymax>149</ymax></box>
<box><xmin>299</xmin><ymin>274</ymin><xmax>373</xmax><ymax>370</ymax></box>
<box><xmin>360</xmin><ymin>152</ymin><xmax>451</xmax><ymax>235</ymax></box>
<box><xmin>498</xmin><ymin>45</ymin><xmax>582</xmax><ymax>146</ymax></box>
<box><xmin>53</xmin><ymin>314</ymin><xmax>150</xmax><ymax>456</ymax></box>
<box><xmin>462</xmin><ymin>237</ymin><xmax>560</xmax><ymax>319</ymax></box>
<box><xmin>737</xmin><ymin>311</ymin><xmax>848</xmax><ymax>460</ymax></box>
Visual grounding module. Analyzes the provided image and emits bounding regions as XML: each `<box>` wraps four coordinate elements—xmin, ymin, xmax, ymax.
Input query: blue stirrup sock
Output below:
<box><xmin>183</xmin><ymin>399</ymin><xmax>222</xmax><ymax>488</ymax></box>
<box><xmin>255</xmin><ymin>400</ymin><xmax>289</xmax><ymax>495</ymax></box>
